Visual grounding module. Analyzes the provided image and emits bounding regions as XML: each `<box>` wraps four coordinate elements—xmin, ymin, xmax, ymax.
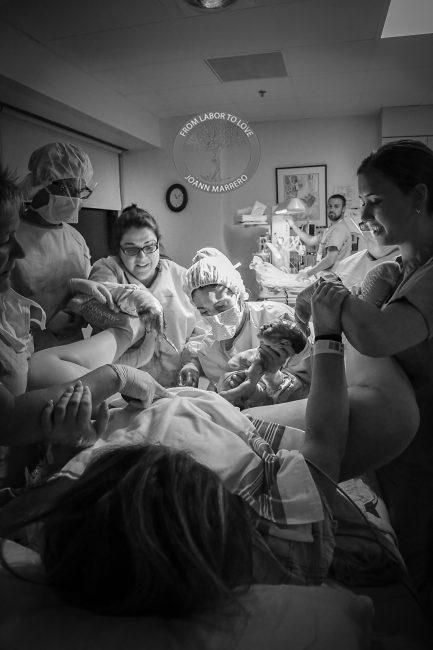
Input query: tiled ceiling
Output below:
<box><xmin>2</xmin><ymin>0</ymin><xmax>433</xmax><ymax>123</ymax></box>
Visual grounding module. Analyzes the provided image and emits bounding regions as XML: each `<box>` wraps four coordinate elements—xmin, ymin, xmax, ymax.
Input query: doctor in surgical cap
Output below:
<box><xmin>11</xmin><ymin>142</ymin><xmax>95</xmax><ymax>349</ymax></box>
<box><xmin>184</xmin><ymin>248</ymin><xmax>311</xmax><ymax>399</ymax></box>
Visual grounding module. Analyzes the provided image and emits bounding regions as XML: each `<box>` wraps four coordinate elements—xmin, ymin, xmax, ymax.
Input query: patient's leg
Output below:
<box><xmin>245</xmin><ymin>344</ymin><xmax>419</xmax><ymax>481</ymax></box>
<box><xmin>27</xmin><ymin>328</ymin><xmax>133</xmax><ymax>389</ymax></box>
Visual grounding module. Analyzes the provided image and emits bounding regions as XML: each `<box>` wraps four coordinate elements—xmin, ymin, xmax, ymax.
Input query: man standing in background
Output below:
<box><xmin>288</xmin><ymin>193</ymin><xmax>352</xmax><ymax>279</ymax></box>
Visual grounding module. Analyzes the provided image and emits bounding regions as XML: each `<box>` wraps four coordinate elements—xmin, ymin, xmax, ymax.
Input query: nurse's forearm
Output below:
<box><xmin>2</xmin><ymin>365</ymin><xmax>122</xmax><ymax>446</ymax></box>
<box><xmin>341</xmin><ymin>295</ymin><xmax>390</xmax><ymax>355</ymax></box>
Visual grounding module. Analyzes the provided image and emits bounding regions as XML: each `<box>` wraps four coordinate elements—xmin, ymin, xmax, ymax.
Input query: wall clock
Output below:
<box><xmin>166</xmin><ymin>183</ymin><xmax>188</xmax><ymax>212</ymax></box>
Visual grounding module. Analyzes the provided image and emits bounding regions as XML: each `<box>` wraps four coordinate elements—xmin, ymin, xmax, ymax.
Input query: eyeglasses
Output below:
<box><xmin>120</xmin><ymin>242</ymin><xmax>159</xmax><ymax>256</ymax></box>
<box><xmin>358</xmin><ymin>221</ymin><xmax>371</xmax><ymax>232</ymax></box>
<box><xmin>48</xmin><ymin>179</ymin><xmax>95</xmax><ymax>200</ymax></box>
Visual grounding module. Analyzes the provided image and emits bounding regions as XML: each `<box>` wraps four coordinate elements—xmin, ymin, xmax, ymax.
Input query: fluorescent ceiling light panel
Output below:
<box><xmin>382</xmin><ymin>0</ymin><xmax>433</xmax><ymax>38</ymax></box>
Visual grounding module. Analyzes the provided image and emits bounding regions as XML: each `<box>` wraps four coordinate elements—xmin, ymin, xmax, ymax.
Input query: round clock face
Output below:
<box><xmin>166</xmin><ymin>184</ymin><xmax>188</xmax><ymax>212</ymax></box>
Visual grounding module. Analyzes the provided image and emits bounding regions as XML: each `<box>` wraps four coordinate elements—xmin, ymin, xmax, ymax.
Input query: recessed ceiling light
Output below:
<box><xmin>182</xmin><ymin>0</ymin><xmax>238</xmax><ymax>10</ymax></box>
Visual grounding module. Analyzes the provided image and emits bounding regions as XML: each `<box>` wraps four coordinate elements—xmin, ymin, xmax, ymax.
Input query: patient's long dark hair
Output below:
<box><xmin>39</xmin><ymin>445</ymin><xmax>254</xmax><ymax>618</ymax></box>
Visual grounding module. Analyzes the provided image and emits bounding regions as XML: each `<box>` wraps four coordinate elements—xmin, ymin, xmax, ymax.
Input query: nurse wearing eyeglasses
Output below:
<box><xmin>11</xmin><ymin>142</ymin><xmax>96</xmax><ymax>349</ymax></box>
<box><xmin>89</xmin><ymin>204</ymin><xmax>206</xmax><ymax>387</ymax></box>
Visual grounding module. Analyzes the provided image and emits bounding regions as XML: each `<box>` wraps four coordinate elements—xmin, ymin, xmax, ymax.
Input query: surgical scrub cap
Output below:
<box><xmin>27</xmin><ymin>142</ymin><xmax>93</xmax><ymax>186</ymax></box>
<box><xmin>184</xmin><ymin>248</ymin><xmax>249</xmax><ymax>300</ymax></box>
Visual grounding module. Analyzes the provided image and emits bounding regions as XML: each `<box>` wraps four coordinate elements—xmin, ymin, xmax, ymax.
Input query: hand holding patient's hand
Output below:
<box><xmin>311</xmin><ymin>280</ymin><xmax>349</xmax><ymax>336</ymax></box>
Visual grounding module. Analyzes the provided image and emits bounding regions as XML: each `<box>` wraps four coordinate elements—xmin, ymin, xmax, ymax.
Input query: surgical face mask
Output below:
<box><xmin>202</xmin><ymin>301</ymin><xmax>244</xmax><ymax>341</ymax></box>
<box><xmin>35</xmin><ymin>193</ymin><xmax>82</xmax><ymax>224</ymax></box>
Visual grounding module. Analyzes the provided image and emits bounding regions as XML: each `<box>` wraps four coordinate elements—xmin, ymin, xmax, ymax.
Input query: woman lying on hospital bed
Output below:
<box><xmin>2</xmin><ymin>280</ymin><xmax>378</xmax><ymax>616</ymax></box>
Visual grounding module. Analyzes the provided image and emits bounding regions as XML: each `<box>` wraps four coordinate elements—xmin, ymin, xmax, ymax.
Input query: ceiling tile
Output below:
<box><xmin>234</xmin><ymin>100</ymin><xmax>302</xmax><ymax>122</ymax></box>
<box><xmin>3</xmin><ymin>0</ymin><xmax>172</xmax><ymax>41</ymax></box>
<box><xmin>93</xmin><ymin>60</ymin><xmax>216</xmax><ymax>95</ymax></box>
<box><xmin>292</xmin><ymin>72</ymin><xmax>365</xmax><ymax>102</ymax></box>
<box><xmin>359</xmin><ymin>67</ymin><xmax>433</xmax><ymax>106</ymax></box>
<box><xmin>271</xmin><ymin>0</ymin><xmax>388</xmax><ymax>46</ymax></box>
<box><xmin>371</xmin><ymin>33</ymin><xmax>433</xmax><ymax>70</ymax></box>
<box><xmin>283</xmin><ymin>40</ymin><xmax>374</xmax><ymax>76</ymax></box>
<box><xmin>155</xmin><ymin>83</ymin><xmax>232</xmax><ymax>106</ymax></box>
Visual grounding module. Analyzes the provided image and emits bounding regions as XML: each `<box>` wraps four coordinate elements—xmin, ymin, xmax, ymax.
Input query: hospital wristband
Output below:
<box><xmin>313</xmin><ymin>339</ymin><xmax>344</xmax><ymax>356</ymax></box>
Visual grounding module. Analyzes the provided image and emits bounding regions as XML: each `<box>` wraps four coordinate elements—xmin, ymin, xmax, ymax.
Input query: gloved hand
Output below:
<box><xmin>227</xmin><ymin>348</ymin><xmax>257</xmax><ymax>371</ymax></box>
<box><xmin>109</xmin><ymin>285</ymin><xmax>164</xmax><ymax>334</ymax></box>
<box><xmin>68</xmin><ymin>278</ymin><xmax>118</xmax><ymax>312</ymax></box>
<box><xmin>110</xmin><ymin>364</ymin><xmax>171</xmax><ymax>408</ymax></box>
<box><xmin>178</xmin><ymin>363</ymin><xmax>200</xmax><ymax>387</ymax></box>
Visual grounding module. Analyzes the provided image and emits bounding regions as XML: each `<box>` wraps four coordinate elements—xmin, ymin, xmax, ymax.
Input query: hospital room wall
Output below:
<box><xmin>120</xmin><ymin>117</ymin><xmax>225</xmax><ymax>268</ymax></box>
<box><xmin>121</xmin><ymin>114</ymin><xmax>379</xmax><ymax>296</ymax></box>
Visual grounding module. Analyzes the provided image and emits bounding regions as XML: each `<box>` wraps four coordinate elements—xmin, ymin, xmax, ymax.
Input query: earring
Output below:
<box><xmin>416</xmin><ymin>208</ymin><xmax>421</xmax><ymax>215</ymax></box>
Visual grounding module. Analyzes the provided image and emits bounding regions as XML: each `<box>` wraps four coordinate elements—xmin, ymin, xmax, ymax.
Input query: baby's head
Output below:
<box><xmin>258</xmin><ymin>315</ymin><xmax>307</xmax><ymax>357</ymax></box>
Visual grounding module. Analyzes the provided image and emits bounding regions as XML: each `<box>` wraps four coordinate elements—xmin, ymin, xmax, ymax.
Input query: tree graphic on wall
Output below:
<box><xmin>184</xmin><ymin>121</ymin><xmax>248</xmax><ymax>183</ymax></box>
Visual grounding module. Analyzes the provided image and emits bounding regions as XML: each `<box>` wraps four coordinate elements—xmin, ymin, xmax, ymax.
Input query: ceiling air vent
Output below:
<box><xmin>206</xmin><ymin>51</ymin><xmax>287</xmax><ymax>82</ymax></box>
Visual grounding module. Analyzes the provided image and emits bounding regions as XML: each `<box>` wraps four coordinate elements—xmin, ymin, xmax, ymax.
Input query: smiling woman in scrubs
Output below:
<box><xmin>338</xmin><ymin>139</ymin><xmax>433</xmax><ymax>603</ymax></box>
<box><xmin>89</xmin><ymin>204</ymin><xmax>206</xmax><ymax>387</ymax></box>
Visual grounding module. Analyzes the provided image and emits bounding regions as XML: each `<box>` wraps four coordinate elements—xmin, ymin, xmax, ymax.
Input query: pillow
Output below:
<box><xmin>0</xmin><ymin>540</ymin><xmax>373</xmax><ymax>650</ymax></box>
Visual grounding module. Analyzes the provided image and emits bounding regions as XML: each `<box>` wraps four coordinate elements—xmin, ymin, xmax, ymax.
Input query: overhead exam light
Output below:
<box><xmin>274</xmin><ymin>198</ymin><xmax>306</xmax><ymax>215</ymax></box>
<box><xmin>182</xmin><ymin>0</ymin><xmax>238</xmax><ymax>9</ymax></box>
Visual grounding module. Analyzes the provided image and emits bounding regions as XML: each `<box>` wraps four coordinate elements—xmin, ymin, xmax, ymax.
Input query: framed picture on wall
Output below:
<box><xmin>275</xmin><ymin>164</ymin><xmax>327</xmax><ymax>226</ymax></box>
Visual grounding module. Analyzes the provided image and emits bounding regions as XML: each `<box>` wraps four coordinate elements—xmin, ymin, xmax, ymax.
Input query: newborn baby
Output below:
<box><xmin>219</xmin><ymin>315</ymin><xmax>308</xmax><ymax>408</ymax></box>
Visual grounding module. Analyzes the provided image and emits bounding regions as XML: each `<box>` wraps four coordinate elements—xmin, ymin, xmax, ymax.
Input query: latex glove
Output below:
<box><xmin>178</xmin><ymin>363</ymin><xmax>200</xmax><ymax>387</ymax></box>
<box><xmin>219</xmin><ymin>371</ymin><xmax>270</xmax><ymax>409</ymax></box>
<box><xmin>311</xmin><ymin>281</ymin><xmax>350</xmax><ymax>336</ymax></box>
<box><xmin>68</xmin><ymin>278</ymin><xmax>118</xmax><ymax>312</ymax></box>
<box><xmin>109</xmin><ymin>285</ymin><xmax>164</xmax><ymax>335</ymax></box>
<box><xmin>227</xmin><ymin>348</ymin><xmax>257</xmax><ymax>371</ymax></box>
<box><xmin>41</xmin><ymin>381</ymin><xmax>109</xmax><ymax>448</ymax></box>
<box><xmin>111</xmin><ymin>364</ymin><xmax>171</xmax><ymax>408</ymax></box>
<box><xmin>219</xmin><ymin>369</ymin><xmax>248</xmax><ymax>392</ymax></box>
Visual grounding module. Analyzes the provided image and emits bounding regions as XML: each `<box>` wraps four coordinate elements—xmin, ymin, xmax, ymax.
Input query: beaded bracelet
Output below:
<box><xmin>313</xmin><ymin>339</ymin><xmax>344</xmax><ymax>356</ymax></box>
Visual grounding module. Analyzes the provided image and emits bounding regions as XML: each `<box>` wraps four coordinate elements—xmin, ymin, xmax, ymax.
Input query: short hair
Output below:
<box><xmin>357</xmin><ymin>139</ymin><xmax>433</xmax><ymax>212</ymax></box>
<box><xmin>0</xmin><ymin>163</ymin><xmax>21</xmax><ymax>215</ymax></box>
<box><xmin>40</xmin><ymin>445</ymin><xmax>254</xmax><ymax>617</ymax></box>
<box><xmin>328</xmin><ymin>193</ymin><xmax>346</xmax><ymax>208</ymax></box>
<box><xmin>113</xmin><ymin>204</ymin><xmax>161</xmax><ymax>252</ymax></box>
